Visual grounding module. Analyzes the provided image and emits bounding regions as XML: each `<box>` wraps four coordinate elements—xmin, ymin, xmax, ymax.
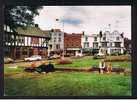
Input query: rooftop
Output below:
<box><xmin>16</xmin><ymin>26</ymin><xmax>50</xmax><ymax>37</ymax></box>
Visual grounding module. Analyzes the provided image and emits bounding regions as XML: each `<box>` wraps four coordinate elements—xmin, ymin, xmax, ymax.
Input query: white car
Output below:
<box><xmin>4</xmin><ymin>57</ymin><xmax>14</xmax><ymax>63</ymax></box>
<box><xmin>97</xmin><ymin>53</ymin><xmax>105</xmax><ymax>56</ymax></box>
<box><xmin>24</xmin><ymin>55</ymin><xmax>42</xmax><ymax>61</ymax></box>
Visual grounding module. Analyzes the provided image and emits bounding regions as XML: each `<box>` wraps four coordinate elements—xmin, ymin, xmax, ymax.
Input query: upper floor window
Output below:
<box><xmin>54</xmin><ymin>37</ymin><xmax>56</xmax><ymax>42</ymax></box>
<box><xmin>31</xmin><ymin>37</ymin><xmax>39</xmax><ymax>44</ymax></box>
<box><xmin>93</xmin><ymin>43</ymin><xmax>98</xmax><ymax>48</ymax></box>
<box><xmin>49</xmin><ymin>45</ymin><xmax>52</xmax><ymax>49</ymax></box>
<box><xmin>116</xmin><ymin>37</ymin><xmax>120</xmax><ymax>40</ymax></box>
<box><xmin>101</xmin><ymin>42</ymin><xmax>107</xmax><ymax>47</ymax></box>
<box><xmin>103</xmin><ymin>37</ymin><xmax>106</xmax><ymax>41</ymax></box>
<box><xmin>85</xmin><ymin>37</ymin><xmax>88</xmax><ymax>41</ymax></box>
<box><xmin>59</xmin><ymin>33</ymin><xmax>61</xmax><ymax>36</ymax></box>
<box><xmin>56</xmin><ymin>44</ymin><xmax>60</xmax><ymax>49</ymax></box>
<box><xmin>84</xmin><ymin>42</ymin><xmax>89</xmax><ymax>48</ymax></box>
<box><xmin>58</xmin><ymin>37</ymin><xmax>61</xmax><ymax>42</ymax></box>
<box><xmin>94</xmin><ymin>37</ymin><xmax>97</xmax><ymax>41</ymax></box>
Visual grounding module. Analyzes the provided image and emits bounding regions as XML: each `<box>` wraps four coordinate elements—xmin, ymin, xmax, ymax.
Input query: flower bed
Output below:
<box><xmin>57</xmin><ymin>58</ymin><xmax>73</xmax><ymax>64</ymax></box>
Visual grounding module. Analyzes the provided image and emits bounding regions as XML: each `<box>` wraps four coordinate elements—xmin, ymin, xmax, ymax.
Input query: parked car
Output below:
<box><xmin>93</xmin><ymin>53</ymin><xmax>105</xmax><ymax>59</ymax></box>
<box><xmin>47</xmin><ymin>54</ymin><xmax>60</xmax><ymax>60</ymax></box>
<box><xmin>76</xmin><ymin>53</ymin><xmax>83</xmax><ymax>57</ymax></box>
<box><xmin>97</xmin><ymin>53</ymin><xmax>105</xmax><ymax>56</ymax></box>
<box><xmin>24</xmin><ymin>55</ymin><xmax>42</xmax><ymax>61</ymax></box>
<box><xmin>4</xmin><ymin>57</ymin><xmax>14</xmax><ymax>63</ymax></box>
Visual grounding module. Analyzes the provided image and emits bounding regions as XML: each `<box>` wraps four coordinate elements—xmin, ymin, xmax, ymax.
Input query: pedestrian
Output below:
<box><xmin>31</xmin><ymin>61</ymin><xmax>37</xmax><ymax>69</ymax></box>
<box><xmin>99</xmin><ymin>60</ymin><xmax>105</xmax><ymax>74</ymax></box>
<box><xmin>107</xmin><ymin>63</ymin><xmax>112</xmax><ymax>74</ymax></box>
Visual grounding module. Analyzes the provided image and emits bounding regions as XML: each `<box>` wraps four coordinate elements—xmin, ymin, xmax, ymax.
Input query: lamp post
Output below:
<box><xmin>55</xmin><ymin>18</ymin><xmax>65</xmax><ymax>59</ymax></box>
<box><xmin>62</xmin><ymin>20</ymin><xmax>65</xmax><ymax>58</ymax></box>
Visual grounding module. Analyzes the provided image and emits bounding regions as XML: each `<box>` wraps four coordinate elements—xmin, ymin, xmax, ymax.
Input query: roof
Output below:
<box><xmin>51</xmin><ymin>29</ymin><xmax>61</xmax><ymax>32</ymax></box>
<box><xmin>64</xmin><ymin>33</ymin><xmax>82</xmax><ymax>37</ymax></box>
<box><xmin>15</xmin><ymin>26</ymin><xmax>50</xmax><ymax>38</ymax></box>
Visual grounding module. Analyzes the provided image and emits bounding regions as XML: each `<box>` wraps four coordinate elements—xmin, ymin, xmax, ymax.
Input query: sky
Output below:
<box><xmin>34</xmin><ymin>6</ymin><xmax>131</xmax><ymax>39</ymax></box>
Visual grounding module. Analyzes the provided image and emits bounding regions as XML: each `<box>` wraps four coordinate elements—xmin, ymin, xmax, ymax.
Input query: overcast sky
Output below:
<box><xmin>34</xmin><ymin>6</ymin><xmax>131</xmax><ymax>39</ymax></box>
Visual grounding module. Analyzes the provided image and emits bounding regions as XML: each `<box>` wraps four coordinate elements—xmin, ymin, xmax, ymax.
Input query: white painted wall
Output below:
<box><xmin>81</xmin><ymin>34</ymin><xmax>94</xmax><ymax>48</ymax></box>
<box><xmin>48</xmin><ymin>31</ymin><xmax>64</xmax><ymax>51</ymax></box>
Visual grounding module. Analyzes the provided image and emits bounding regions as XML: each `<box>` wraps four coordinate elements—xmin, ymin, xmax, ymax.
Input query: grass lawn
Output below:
<box><xmin>55</xmin><ymin>56</ymin><xmax>131</xmax><ymax>70</ymax></box>
<box><xmin>4</xmin><ymin>56</ymin><xmax>132</xmax><ymax>96</ymax></box>
<box><xmin>4</xmin><ymin>71</ymin><xmax>131</xmax><ymax>96</ymax></box>
<box><xmin>55</xmin><ymin>56</ymin><xmax>100</xmax><ymax>68</ymax></box>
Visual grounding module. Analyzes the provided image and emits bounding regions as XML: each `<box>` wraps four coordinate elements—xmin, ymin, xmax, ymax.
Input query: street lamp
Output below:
<box><xmin>55</xmin><ymin>18</ymin><xmax>65</xmax><ymax>59</ymax></box>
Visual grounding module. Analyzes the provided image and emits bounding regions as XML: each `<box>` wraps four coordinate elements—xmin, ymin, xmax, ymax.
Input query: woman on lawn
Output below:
<box><xmin>107</xmin><ymin>63</ymin><xmax>112</xmax><ymax>74</ymax></box>
<box><xmin>99</xmin><ymin>60</ymin><xmax>105</xmax><ymax>74</ymax></box>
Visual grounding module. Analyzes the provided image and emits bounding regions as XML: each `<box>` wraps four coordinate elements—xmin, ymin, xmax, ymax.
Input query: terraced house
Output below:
<box><xmin>4</xmin><ymin>25</ymin><xmax>50</xmax><ymax>59</ymax></box>
<box><xmin>92</xmin><ymin>30</ymin><xmax>125</xmax><ymax>55</ymax></box>
<box><xmin>48</xmin><ymin>29</ymin><xmax>64</xmax><ymax>56</ymax></box>
<box><xmin>64</xmin><ymin>33</ymin><xmax>83</xmax><ymax>56</ymax></box>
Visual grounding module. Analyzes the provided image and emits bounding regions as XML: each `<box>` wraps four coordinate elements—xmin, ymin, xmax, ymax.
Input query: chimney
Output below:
<box><xmin>82</xmin><ymin>31</ymin><xmax>85</xmax><ymax>35</ymax></box>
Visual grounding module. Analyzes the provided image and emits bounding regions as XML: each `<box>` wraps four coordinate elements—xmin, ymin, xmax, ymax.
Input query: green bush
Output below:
<box><xmin>104</xmin><ymin>56</ymin><xmax>131</xmax><ymax>62</ymax></box>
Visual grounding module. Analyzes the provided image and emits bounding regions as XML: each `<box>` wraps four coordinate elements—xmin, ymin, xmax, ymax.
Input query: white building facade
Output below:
<box><xmin>81</xmin><ymin>34</ymin><xmax>93</xmax><ymax>49</ymax></box>
<box><xmin>48</xmin><ymin>29</ymin><xmax>64</xmax><ymax>56</ymax></box>
<box><xmin>92</xmin><ymin>30</ymin><xmax>125</xmax><ymax>55</ymax></box>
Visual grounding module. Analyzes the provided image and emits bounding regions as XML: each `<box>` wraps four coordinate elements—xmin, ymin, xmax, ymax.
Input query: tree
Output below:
<box><xmin>4</xmin><ymin>6</ymin><xmax>43</xmax><ymax>32</ymax></box>
<box><xmin>124</xmin><ymin>38</ymin><xmax>131</xmax><ymax>50</ymax></box>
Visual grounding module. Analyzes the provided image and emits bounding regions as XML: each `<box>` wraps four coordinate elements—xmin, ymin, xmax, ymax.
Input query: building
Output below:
<box><xmin>48</xmin><ymin>29</ymin><xmax>64</xmax><ymax>56</ymax></box>
<box><xmin>92</xmin><ymin>30</ymin><xmax>125</xmax><ymax>55</ymax></box>
<box><xmin>81</xmin><ymin>33</ymin><xmax>93</xmax><ymax>49</ymax></box>
<box><xmin>64</xmin><ymin>33</ymin><xmax>82</xmax><ymax>56</ymax></box>
<box><xmin>4</xmin><ymin>25</ymin><xmax>50</xmax><ymax>59</ymax></box>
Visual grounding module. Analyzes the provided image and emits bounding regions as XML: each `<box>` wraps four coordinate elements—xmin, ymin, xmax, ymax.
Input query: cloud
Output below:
<box><xmin>61</xmin><ymin>18</ymin><xmax>82</xmax><ymax>26</ymax></box>
<box><xmin>34</xmin><ymin>6</ymin><xmax>131</xmax><ymax>39</ymax></box>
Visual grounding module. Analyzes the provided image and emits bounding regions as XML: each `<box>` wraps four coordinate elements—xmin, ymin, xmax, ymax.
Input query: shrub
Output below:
<box><xmin>93</xmin><ymin>55</ymin><xmax>98</xmax><ymax>59</ymax></box>
<box><xmin>92</xmin><ymin>55</ymin><xmax>105</xmax><ymax>59</ymax></box>
<box><xmin>57</xmin><ymin>58</ymin><xmax>73</xmax><ymax>64</ymax></box>
<box><xmin>104</xmin><ymin>56</ymin><xmax>131</xmax><ymax>62</ymax></box>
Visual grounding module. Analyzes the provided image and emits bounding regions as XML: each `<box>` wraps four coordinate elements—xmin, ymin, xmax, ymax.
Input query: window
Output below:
<box><xmin>84</xmin><ymin>42</ymin><xmax>89</xmax><ymax>48</ymax></box>
<box><xmin>101</xmin><ymin>42</ymin><xmax>107</xmax><ymax>47</ymax></box>
<box><xmin>31</xmin><ymin>37</ymin><xmax>39</xmax><ymax>44</ymax></box>
<box><xmin>93</xmin><ymin>43</ymin><xmax>98</xmax><ymax>48</ymax></box>
<box><xmin>85</xmin><ymin>37</ymin><xmax>88</xmax><ymax>41</ymax></box>
<box><xmin>54</xmin><ymin>37</ymin><xmax>56</xmax><ymax>42</ymax></box>
<box><xmin>94</xmin><ymin>37</ymin><xmax>97</xmax><ymax>41</ymax></box>
<box><xmin>103</xmin><ymin>37</ymin><xmax>106</xmax><ymax>41</ymax></box>
<box><xmin>59</xmin><ymin>33</ymin><xmax>61</xmax><ymax>36</ymax></box>
<box><xmin>56</xmin><ymin>44</ymin><xmax>60</xmax><ymax>49</ymax></box>
<box><xmin>116</xmin><ymin>37</ymin><xmax>119</xmax><ymax>40</ymax></box>
<box><xmin>115</xmin><ymin>42</ymin><xmax>121</xmax><ymax>47</ymax></box>
<box><xmin>110</xmin><ymin>43</ymin><xmax>112</xmax><ymax>47</ymax></box>
<box><xmin>49</xmin><ymin>45</ymin><xmax>52</xmax><ymax>49</ymax></box>
<box><xmin>58</xmin><ymin>37</ymin><xmax>61</xmax><ymax>42</ymax></box>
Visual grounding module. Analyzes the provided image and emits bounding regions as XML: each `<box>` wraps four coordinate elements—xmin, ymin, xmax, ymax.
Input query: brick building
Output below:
<box><xmin>64</xmin><ymin>33</ymin><xmax>82</xmax><ymax>56</ymax></box>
